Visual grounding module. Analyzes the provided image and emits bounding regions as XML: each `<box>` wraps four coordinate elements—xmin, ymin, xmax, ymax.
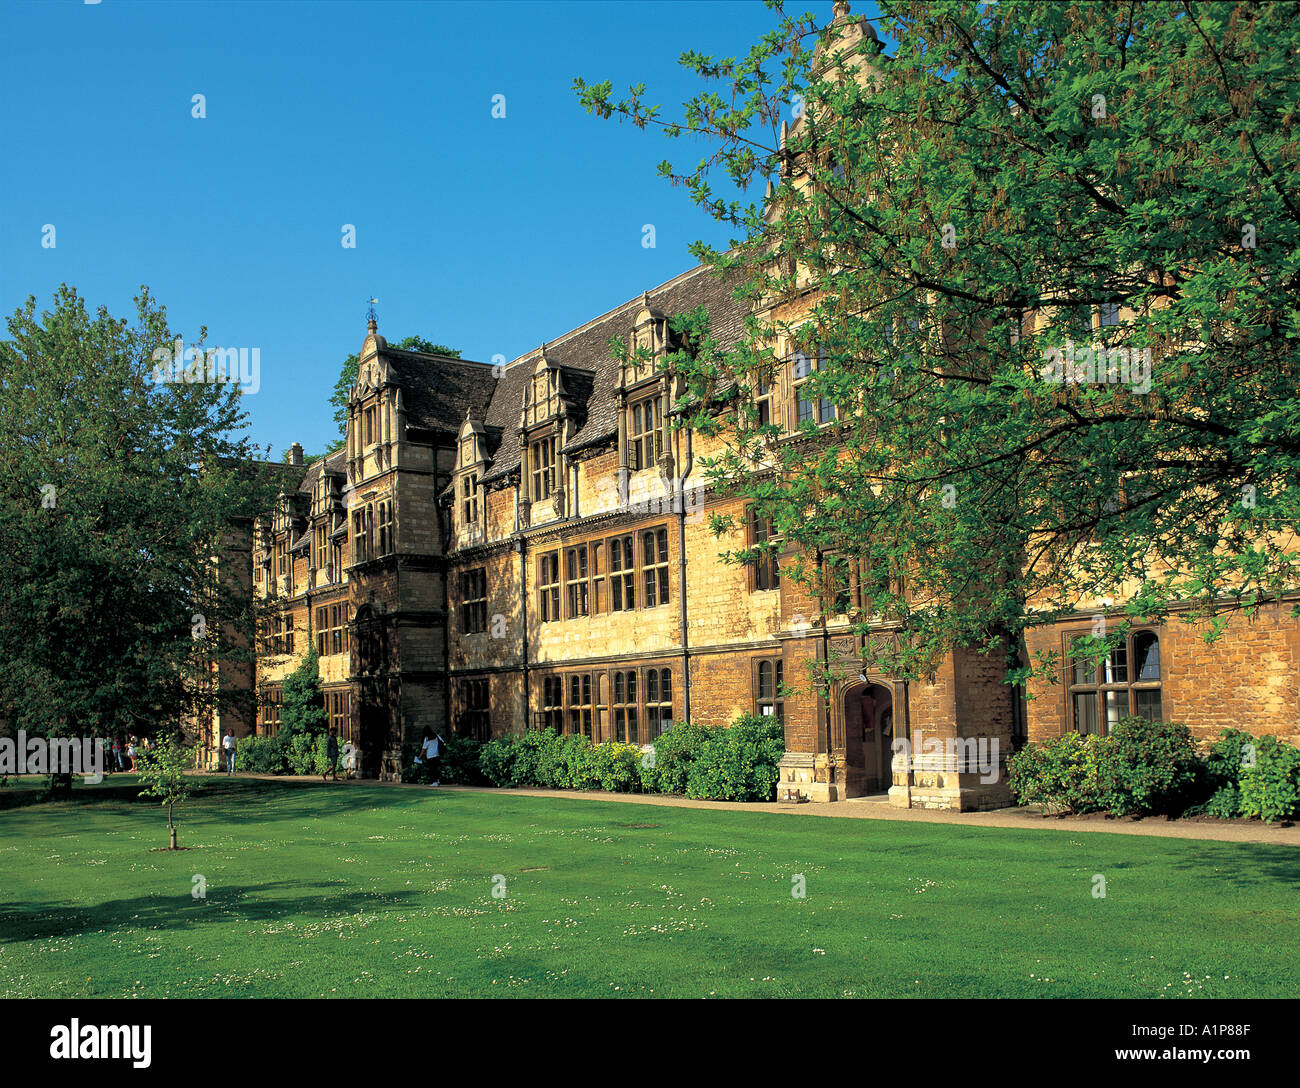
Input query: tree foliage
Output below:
<box><xmin>279</xmin><ymin>646</ymin><xmax>326</xmax><ymax>740</ymax></box>
<box><xmin>577</xmin><ymin>0</ymin><xmax>1300</xmax><ymax>686</ymax></box>
<box><xmin>0</xmin><ymin>285</ymin><xmax>277</xmax><ymax>746</ymax></box>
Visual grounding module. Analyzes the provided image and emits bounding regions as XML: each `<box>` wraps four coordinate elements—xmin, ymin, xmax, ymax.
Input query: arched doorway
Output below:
<box><xmin>843</xmin><ymin>681</ymin><xmax>895</xmax><ymax>796</ymax></box>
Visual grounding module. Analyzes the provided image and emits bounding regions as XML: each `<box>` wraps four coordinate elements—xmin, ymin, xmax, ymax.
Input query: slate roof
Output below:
<box><xmin>296</xmin><ymin>446</ymin><xmax>346</xmax><ymax>494</ymax></box>
<box><xmin>380</xmin><ymin>347</ymin><xmax>497</xmax><ymax>439</ymax></box>
<box><xmin>478</xmin><ymin>263</ymin><xmax>748</xmax><ymax>483</ymax></box>
<box><xmin>317</xmin><ymin>263</ymin><xmax>748</xmax><ymax>492</ymax></box>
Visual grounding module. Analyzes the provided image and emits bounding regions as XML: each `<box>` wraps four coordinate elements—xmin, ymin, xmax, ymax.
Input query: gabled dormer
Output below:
<box><xmin>347</xmin><ymin>317</ymin><xmax>405</xmax><ymax>483</ymax></box>
<box><xmin>622</xmin><ymin>294</ymin><xmax>676</xmax><ymax>390</ymax></box>
<box><xmin>455</xmin><ymin>408</ymin><xmax>489</xmax><ymax>538</ymax></box>
<box><xmin>519</xmin><ymin>346</ymin><xmax>579</xmax><ymax>524</ymax></box>
<box><xmin>617</xmin><ymin>295</ymin><xmax>677</xmax><ymax>478</ymax></box>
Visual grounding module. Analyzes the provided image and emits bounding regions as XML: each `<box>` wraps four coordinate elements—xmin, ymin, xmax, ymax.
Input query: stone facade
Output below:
<box><xmin>234</xmin><ymin>3</ymin><xmax>1300</xmax><ymax>806</ymax></box>
<box><xmin>233</xmin><ymin>262</ymin><xmax>1300</xmax><ymax>807</ymax></box>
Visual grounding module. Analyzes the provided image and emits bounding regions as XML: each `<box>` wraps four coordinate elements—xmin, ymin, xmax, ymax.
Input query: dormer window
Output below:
<box><xmin>462</xmin><ymin>472</ymin><xmax>479</xmax><ymax>524</ymax></box>
<box><xmin>530</xmin><ymin>436</ymin><xmax>556</xmax><ymax>500</ymax></box>
<box><xmin>628</xmin><ymin>396</ymin><xmax>663</xmax><ymax>471</ymax></box>
<box><xmin>626</xmin><ymin>303</ymin><xmax>672</xmax><ymax>388</ymax></box>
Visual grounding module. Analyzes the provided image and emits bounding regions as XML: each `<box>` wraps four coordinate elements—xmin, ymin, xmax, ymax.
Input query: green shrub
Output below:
<box><xmin>1007</xmin><ymin>731</ymin><xmax>1104</xmax><ymax>813</ymax></box>
<box><xmin>478</xmin><ymin>738</ymin><xmax>518</xmax><ymax>788</ymax></box>
<box><xmin>643</xmin><ymin>721</ymin><xmax>711</xmax><ymax>795</ymax></box>
<box><xmin>287</xmin><ymin>732</ymin><xmax>330</xmax><ymax>776</ymax></box>
<box><xmin>512</xmin><ymin>729</ymin><xmax>561</xmax><ymax>787</ymax></box>
<box><xmin>589</xmin><ymin>741</ymin><xmax>643</xmax><ymax>793</ymax></box>
<box><xmin>568</xmin><ymin>735</ymin><xmax>602</xmax><ymax>791</ymax></box>
<box><xmin>401</xmin><ymin>758</ymin><xmax>436</xmax><ymax>785</ymax></box>
<box><xmin>1204</xmin><ymin>729</ymin><xmax>1257</xmax><ymax>791</ymax></box>
<box><xmin>1205</xmin><ymin>785</ymin><xmax>1241</xmax><ymax>820</ymax></box>
<box><xmin>441</xmin><ymin>736</ymin><xmax>485</xmax><ymax>785</ymax></box>
<box><xmin>684</xmin><ymin>714</ymin><xmax>784</xmax><ymax>802</ymax></box>
<box><xmin>1238</xmin><ymin>736</ymin><xmax>1300</xmax><ymax>823</ymax></box>
<box><xmin>236</xmin><ymin>734</ymin><xmax>288</xmax><ymax>775</ymax></box>
<box><xmin>1096</xmin><ymin>717</ymin><xmax>1202</xmax><ymax>816</ymax></box>
<box><xmin>536</xmin><ymin>733</ymin><xmax>591</xmax><ymax>790</ymax></box>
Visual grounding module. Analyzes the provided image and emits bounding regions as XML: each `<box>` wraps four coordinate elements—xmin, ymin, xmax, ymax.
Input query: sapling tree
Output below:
<box><xmin>135</xmin><ymin>735</ymin><xmax>197</xmax><ymax>849</ymax></box>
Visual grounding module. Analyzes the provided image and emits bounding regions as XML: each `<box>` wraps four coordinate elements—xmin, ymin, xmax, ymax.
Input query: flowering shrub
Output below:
<box><xmin>1007</xmin><ymin>731</ymin><xmax>1104</xmax><ymax>813</ymax></box>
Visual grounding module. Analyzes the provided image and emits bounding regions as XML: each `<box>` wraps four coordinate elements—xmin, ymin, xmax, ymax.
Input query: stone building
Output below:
<box><xmin>234</xmin><ymin>255</ymin><xmax>1300</xmax><ymax>808</ymax></box>
<box><xmin>232</xmin><ymin>3</ymin><xmax>1300</xmax><ymax>808</ymax></box>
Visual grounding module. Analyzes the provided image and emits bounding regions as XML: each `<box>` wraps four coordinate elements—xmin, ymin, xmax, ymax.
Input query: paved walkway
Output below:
<box><xmin>220</xmin><ymin>772</ymin><xmax>1300</xmax><ymax>846</ymax></box>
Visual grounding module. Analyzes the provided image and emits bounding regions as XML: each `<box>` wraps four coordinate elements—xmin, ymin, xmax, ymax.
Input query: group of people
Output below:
<box><xmin>107</xmin><ymin>736</ymin><xmax>144</xmax><ymax>772</ymax></box>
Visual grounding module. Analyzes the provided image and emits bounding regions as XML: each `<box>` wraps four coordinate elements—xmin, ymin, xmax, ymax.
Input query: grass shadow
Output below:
<box><xmin>0</xmin><ymin>879</ymin><xmax>431</xmax><ymax>943</ymax></box>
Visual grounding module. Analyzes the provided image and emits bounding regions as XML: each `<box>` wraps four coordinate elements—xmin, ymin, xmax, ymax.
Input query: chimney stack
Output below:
<box><xmin>289</xmin><ymin>442</ymin><xmax>303</xmax><ymax>466</ymax></box>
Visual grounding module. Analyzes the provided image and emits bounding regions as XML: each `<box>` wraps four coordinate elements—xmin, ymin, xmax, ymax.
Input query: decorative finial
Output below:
<box><xmin>833</xmin><ymin>0</ymin><xmax>851</xmax><ymax>20</ymax></box>
<box><xmin>366</xmin><ymin>296</ymin><xmax>378</xmax><ymax>332</ymax></box>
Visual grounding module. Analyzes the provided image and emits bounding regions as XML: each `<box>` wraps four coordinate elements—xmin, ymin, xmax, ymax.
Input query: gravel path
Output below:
<box><xmin>229</xmin><ymin>772</ymin><xmax>1299</xmax><ymax>846</ymax></box>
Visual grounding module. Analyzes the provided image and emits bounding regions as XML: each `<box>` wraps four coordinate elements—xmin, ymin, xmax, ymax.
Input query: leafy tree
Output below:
<box><xmin>577</xmin><ymin>0</ymin><xmax>1300</xmax><ymax>690</ymax></box>
<box><xmin>0</xmin><ymin>285</ymin><xmax>277</xmax><ymax>795</ymax></box>
<box><xmin>328</xmin><ymin>335</ymin><xmax>461</xmax><ymax>449</ymax></box>
<box><xmin>135</xmin><ymin>735</ymin><xmax>197</xmax><ymax>849</ymax></box>
<box><xmin>278</xmin><ymin>646</ymin><xmax>326</xmax><ymax>740</ymax></box>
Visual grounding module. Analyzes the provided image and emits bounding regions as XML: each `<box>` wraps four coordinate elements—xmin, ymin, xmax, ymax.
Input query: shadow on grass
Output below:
<box><xmin>0</xmin><ymin>879</ymin><xmax>431</xmax><ymax>943</ymax></box>
<box><xmin>0</xmin><ymin>779</ymin><xmax>153</xmax><ymax>812</ymax></box>
<box><xmin>1160</xmin><ymin>839</ymin><xmax>1300</xmax><ymax>890</ymax></box>
<box><xmin>0</xmin><ymin>775</ymin><xmax>446</xmax><ymax>821</ymax></box>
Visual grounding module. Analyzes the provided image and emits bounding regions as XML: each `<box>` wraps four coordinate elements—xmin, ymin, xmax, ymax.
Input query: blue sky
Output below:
<box><xmin>0</xmin><ymin>0</ymin><xmax>876</xmax><ymax>457</ymax></box>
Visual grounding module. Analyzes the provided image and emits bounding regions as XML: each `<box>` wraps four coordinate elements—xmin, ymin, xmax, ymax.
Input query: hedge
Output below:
<box><xmin>402</xmin><ymin>714</ymin><xmax>786</xmax><ymax>802</ymax></box>
<box><xmin>1009</xmin><ymin>719</ymin><xmax>1300</xmax><ymax>822</ymax></box>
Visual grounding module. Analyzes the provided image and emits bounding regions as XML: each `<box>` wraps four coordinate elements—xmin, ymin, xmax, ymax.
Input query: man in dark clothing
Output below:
<box><xmin>325</xmin><ymin>730</ymin><xmax>340</xmax><ymax>782</ymax></box>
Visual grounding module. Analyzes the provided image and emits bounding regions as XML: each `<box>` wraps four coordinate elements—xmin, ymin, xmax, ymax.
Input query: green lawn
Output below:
<box><xmin>1</xmin><ymin>776</ymin><xmax>1296</xmax><ymax>998</ymax></box>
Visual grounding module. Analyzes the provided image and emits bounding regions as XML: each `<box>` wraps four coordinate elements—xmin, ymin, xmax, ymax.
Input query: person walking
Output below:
<box><xmin>110</xmin><ymin>738</ymin><xmax>122</xmax><ymax>774</ymax></box>
<box><xmin>222</xmin><ymin>729</ymin><xmax>237</xmax><ymax>775</ymax></box>
<box><xmin>422</xmin><ymin>729</ymin><xmax>445</xmax><ymax>787</ymax></box>
<box><xmin>125</xmin><ymin>739</ymin><xmax>136</xmax><ymax>771</ymax></box>
<box><xmin>325</xmin><ymin>729</ymin><xmax>340</xmax><ymax>782</ymax></box>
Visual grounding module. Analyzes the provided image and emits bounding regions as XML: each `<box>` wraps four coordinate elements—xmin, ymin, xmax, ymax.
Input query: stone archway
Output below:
<box><xmin>843</xmin><ymin>680</ymin><xmax>895</xmax><ymax>796</ymax></box>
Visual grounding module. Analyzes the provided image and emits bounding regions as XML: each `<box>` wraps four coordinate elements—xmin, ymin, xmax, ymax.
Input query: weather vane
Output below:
<box><xmin>367</xmin><ymin>297</ymin><xmax>379</xmax><ymax>325</ymax></box>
